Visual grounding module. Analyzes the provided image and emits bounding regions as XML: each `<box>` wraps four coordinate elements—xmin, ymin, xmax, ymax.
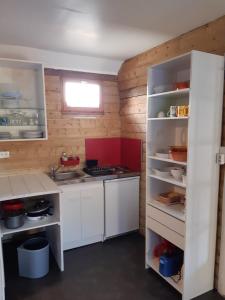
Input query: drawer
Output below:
<box><xmin>146</xmin><ymin>217</ymin><xmax>185</xmax><ymax>250</ymax></box>
<box><xmin>146</xmin><ymin>205</ymin><xmax>185</xmax><ymax>236</ymax></box>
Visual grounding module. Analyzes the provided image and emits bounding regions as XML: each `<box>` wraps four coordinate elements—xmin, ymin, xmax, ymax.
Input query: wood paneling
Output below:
<box><xmin>0</xmin><ymin>74</ymin><xmax>121</xmax><ymax>173</ymax></box>
<box><xmin>118</xmin><ymin>14</ymin><xmax>225</xmax><ymax>281</ymax></box>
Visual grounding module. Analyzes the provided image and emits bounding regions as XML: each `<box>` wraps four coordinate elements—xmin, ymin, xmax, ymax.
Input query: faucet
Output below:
<box><xmin>50</xmin><ymin>165</ymin><xmax>60</xmax><ymax>178</ymax></box>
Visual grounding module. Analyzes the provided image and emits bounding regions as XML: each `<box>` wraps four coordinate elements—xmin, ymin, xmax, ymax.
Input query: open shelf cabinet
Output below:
<box><xmin>145</xmin><ymin>51</ymin><xmax>224</xmax><ymax>300</ymax></box>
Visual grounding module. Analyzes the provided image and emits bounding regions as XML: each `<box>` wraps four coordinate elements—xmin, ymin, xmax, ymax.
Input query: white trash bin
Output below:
<box><xmin>17</xmin><ymin>237</ymin><xmax>49</xmax><ymax>279</ymax></box>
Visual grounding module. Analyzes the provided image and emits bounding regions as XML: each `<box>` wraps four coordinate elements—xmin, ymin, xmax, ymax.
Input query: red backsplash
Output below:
<box><xmin>85</xmin><ymin>137</ymin><xmax>142</xmax><ymax>171</ymax></box>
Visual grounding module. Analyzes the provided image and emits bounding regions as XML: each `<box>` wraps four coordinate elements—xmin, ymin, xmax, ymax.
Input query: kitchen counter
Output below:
<box><xmin>52</xmin><ymin>170</ymin><xmax>140</xmax><ymax>186</ymax></box>
<box><xmin>0</xmin><ymin>172</ymin><xmax>59</xmax><ymax>201</ymax></box>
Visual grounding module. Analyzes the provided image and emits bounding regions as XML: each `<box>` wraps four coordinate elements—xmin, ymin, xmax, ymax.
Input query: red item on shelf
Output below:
<box><xmin>60</xmin><ymin>156</ymin><xmax>80</xmax><ymax>167</ymax></box>
<box><xmin>175</xmin><ymin>81</ymin><xmax>190</xmax><ymax>90</ymax></box>
<box><xmin>153</xmin><ymin>240</ymin><xmax>175</xmax><ymax>257</ymax></box>
<box><xmin>2</xmin><ymin>200</ymin><xmax>24</xmax><ymax>212</ymax></box>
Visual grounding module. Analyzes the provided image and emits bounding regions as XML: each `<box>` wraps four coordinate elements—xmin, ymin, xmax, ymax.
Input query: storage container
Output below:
<box><xmin>17</xmin><ymin>237</ymin><xmax>49</xmax><ymax>279</ymax></box>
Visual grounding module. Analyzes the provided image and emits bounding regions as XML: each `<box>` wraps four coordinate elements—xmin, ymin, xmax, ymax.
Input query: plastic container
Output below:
<box><xmin>17</xmin><ymin>237</ymin><xmax>49</xmax><ymax>279</ymax></box>
<box><xmin>159</xmin><ymin>252</ymin><xmax>183</xmax><ymax>277</ymax></box>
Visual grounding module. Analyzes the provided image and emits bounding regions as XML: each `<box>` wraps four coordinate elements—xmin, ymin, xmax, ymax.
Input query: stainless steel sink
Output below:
<box><xmin>54</xmin><ymin>170</ymin><xmax>84</xmax><ymax>181</ymax></box>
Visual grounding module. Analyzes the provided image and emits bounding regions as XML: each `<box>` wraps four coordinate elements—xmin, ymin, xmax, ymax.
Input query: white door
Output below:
<box><xmin>61</xmin><ymin>188</ymin><xmax>82</xmax><ymax>250</ymax></box>
<box><xmin>105</xmin><ymin>177</ymin><xmax>140</xmax><ymax>238</ymax></box>
<box><xmin>81</xmin><ymin>183</ymin><xmax>104</xmax><ymax>239</ymax></box>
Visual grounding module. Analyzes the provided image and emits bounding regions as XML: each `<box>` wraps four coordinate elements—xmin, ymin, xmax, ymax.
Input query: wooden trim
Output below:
<box><xmin>44</xmin><ymin>68</ymin><xmax>117</xmax><ymax>82</ymax></box>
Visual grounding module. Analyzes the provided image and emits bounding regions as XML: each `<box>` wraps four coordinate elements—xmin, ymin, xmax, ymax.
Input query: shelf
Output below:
<box><xmin>148</xmin><ymin>156</ymin><xmax>187</xmax><ymax>166</ymax></box>
<box><xmin>149</xmin><ymin>174</ymin><xmax>186</xmax><ymax>188</ymax></box>
<box><xmin>149</xmin><ymin>257</ymin><xmax>183</xmax><ymax>293</ymax></box>
<box><xmin>148</xmin><ymin>117</ymin><xmax>188</xmax><ymax>121</ymax></box>
<box><xmin>0</xmin><ymin>107</ymin><xmax>44</xmax><ymax>110</ymax></box>
<box><xmin>0</xmin><ymin>216</ymin><xmax>60</xmax><ymax>236</ymax></box>
<box><xmin>0</xmin><ymin>137</ymin><xmax>47</xmax><ymax>142</ymax></box>
<box><xmin>148</xmin><ymin>199</ymin><xmax>185</xmax><ymax>222</ymax></box>
<box><xmin>0</xmin><ymin>125</ymin><xmax>44</xmax><ymax>128</ymax></box>
<box><xmin>149</xmin><ymin>88</ymin><xmax>190</xmax><ymax>98</ymax></box>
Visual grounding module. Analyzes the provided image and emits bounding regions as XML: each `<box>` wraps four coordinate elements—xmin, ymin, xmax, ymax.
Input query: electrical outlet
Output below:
<box><xmin>0</xmin><ymin>151</ymin><xmax>10</xmax><ymax>159</ymax></box>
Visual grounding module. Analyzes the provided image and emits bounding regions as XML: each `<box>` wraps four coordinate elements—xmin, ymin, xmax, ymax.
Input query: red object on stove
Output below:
<box><xmin>60</xmin><ymin>156</ymin><xmax>80</xmax><ymax>166</ymax></box>
<box><xmin>85</xmin><ymin>137</ymin><xmax>142</xmax><ymax>172</ymax></box>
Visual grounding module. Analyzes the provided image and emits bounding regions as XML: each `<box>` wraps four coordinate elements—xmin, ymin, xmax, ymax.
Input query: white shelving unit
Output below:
<box><xmin>0</xmin><ymin>173</ymin><xmax>64</xmax><ymax>300</ymax></box>
<box><xmin>145</xmin><ymin>51</ymin><xmax>224</xmax><ymax>300</ymax></box>
<box><xmin>0</xmin><ymin>59</ymin><xmax>47</xmax><ymax>141</ymax></box>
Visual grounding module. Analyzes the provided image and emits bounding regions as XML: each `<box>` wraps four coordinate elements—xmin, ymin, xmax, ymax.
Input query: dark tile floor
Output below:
<box><xmin>4</xmin><ymin>233</ymin><xmax>224</xmax><ymax>300</ymax></box>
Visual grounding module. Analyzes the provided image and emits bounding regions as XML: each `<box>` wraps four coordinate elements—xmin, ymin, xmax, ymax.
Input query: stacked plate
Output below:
<box><xmin>0</xmin><ymin>132</ymin><xmax>11</xmax><ymax>139</ymax></box>
<box><xmin>20</xmin><ymin>130</ymin><xmax>43</xmax><ymax>139</ymax></box>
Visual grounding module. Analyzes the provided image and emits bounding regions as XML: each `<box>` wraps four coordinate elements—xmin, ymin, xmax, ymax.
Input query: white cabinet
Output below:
<box><xmin>61</xmin><ymin>181</ymin><xmax>104</xmax><ymax>250</ymax></box>
<box><xmin>104</xmin><ymin>177</ymin><xmax>140</xmax><ymax>239</ymax></box>
<box><xmin>0</xmin><ymin>59</ymin><xmax>47</xmax><ymax>141</ymax></box>
<box><xmin>146</xmin><ymin>51</ymin><xmax>224</xmax><ymax>299</ymax></box>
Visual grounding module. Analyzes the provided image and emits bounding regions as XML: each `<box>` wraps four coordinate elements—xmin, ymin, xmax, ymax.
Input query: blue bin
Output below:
<box><xmin>17</xmin><ymin>237</ymin><xmax>49</xmax><ymax>279</ymax></box>
<box><xmin>159</xmin><ymin>252</ymin><xmax>183</xmax><ymax>277</ymax></box>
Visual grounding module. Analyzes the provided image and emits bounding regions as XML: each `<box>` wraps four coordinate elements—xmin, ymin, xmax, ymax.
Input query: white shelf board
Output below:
<box><xmin>0</xmin><ymin>216</ymin><xmax>60</xmax><ymax>236</ymax></box>
<box><xmin>149</xmin><ymin>257</ymin><xmax>183</xmax><ymax>293</ymax></box>
<box><xmin>148</xmin><ymin>88</ymin><xmax>190</xmax><ymax>99</ymax></box>
<box><xmin>148</xmin><ymin>156</ymin><xmax>187</xmax><ymax>166</ymax></box>
<box><xmin>149</xmin><ymin>174</ymin><xmax>186</xmax><ymax>188</ymax></box>
<box><xmin>148</xmin><ymin>199</ymin><xmax>185</xmax><ymax>222</ymax></box>
<box><xmin>148</xmin><ymin>117</ymin><xmax>189</xmax><ymax>121</ymax></box>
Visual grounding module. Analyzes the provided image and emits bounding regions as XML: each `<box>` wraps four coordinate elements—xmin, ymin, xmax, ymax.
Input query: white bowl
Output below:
<box><xmin>170</xmin><ymin>168</ymin><xmax>184</xmax><ymax>181</ymax></box>
<box><xmin>153</xmin><ymin>84</ymin><xmax>173</xmax><ymax>94</ymax></box>
<box><xmin>152</xmin><ymin>168</ymin><xmax>171</xmax><ymax>178</ymax></box>
<box><xmin>155</xmin><ymin>152</ymin><xmax>169</xmax><ymax>159</ymax></box>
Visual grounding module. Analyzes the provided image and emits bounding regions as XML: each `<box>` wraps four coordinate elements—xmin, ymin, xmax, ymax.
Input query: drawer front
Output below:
<box><xmin>146</xmin><ymin>217</ymin><xmax>185</xmax><ymax>250</ymax></box>
<box><xmin>146</xmin><ymin>205</ymin><xmax>185</xmax><ymax>236</ymax></box>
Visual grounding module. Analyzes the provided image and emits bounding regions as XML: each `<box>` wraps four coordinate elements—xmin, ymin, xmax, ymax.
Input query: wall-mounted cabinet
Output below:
<box><xmin>0</xmin><ymin>59</ymin><xmax>47</xmax><ymax>141</ymax></box>
<box><xmin>146</xmin><ymin>51</ymin><xmax>224</xmax><ymax>299</ymax></box>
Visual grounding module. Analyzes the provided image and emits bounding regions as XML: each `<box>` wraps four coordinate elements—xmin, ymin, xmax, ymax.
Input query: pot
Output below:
<box><xmin>27</xmin><ymin>200</ymin><xmax>51</xmax><ymax>218</ymax></box>
<box><xmin>4</xmin><ymin>210</ymin><xmax>24</xmax><ymax>229</ymax></box>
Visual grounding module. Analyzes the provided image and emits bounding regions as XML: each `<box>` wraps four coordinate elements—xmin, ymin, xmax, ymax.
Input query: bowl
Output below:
<box><xmin>170</xmin><ymin>168</ymin><xmax>184</xmax><ymax>181</ymax></box>
<box><xmin>153</xmin><ymin>84</ymin><xmax>173</xmax><ymax>94</ymax></box>
<box><xmin>155</xmin><ymin>152</ymin><xmax>169</xmax><ymax>159</ymax></box>
<box><xmin>175</xmin><ymin>81</ymin><xmax>190</xmax><ymax>90</ymax></box>
<box><xmin>152</xmin><ymin>168</ymin><xmax>171</xmax><ymax>178</ymax></box>
<box><xmin>170</xmin><ymin>146</ymin><xmax>187</xmax><ymax>162</ymax></box>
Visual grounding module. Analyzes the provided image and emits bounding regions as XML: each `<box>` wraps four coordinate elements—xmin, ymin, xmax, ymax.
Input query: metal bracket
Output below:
<box><xmin>217</xmin><ymin>147</ymin><xmax>225</xmax><ymax>165</ymax></box>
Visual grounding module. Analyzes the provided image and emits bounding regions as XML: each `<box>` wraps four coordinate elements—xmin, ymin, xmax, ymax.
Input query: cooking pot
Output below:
<box><xmin>4</xmin><ymin>210</ymin><xmax>25</xmax><ymax>229</ymax></box>
<box><xmin>27</xmin><ymin>200</ymin><xmax>51</xmax><ymax>217</ymax></box>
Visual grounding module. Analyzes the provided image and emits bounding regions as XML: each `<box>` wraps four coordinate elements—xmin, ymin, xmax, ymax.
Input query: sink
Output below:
<box><xmin>54</xmin><ymin>170</ymin><xmax>84</xmax><ymax>181</ymax></box>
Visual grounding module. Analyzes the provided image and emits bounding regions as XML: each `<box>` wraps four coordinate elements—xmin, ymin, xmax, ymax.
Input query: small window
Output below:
<box><xmin>62</xmin><ymin>79</ymin><xmax>103</xmax><ymax>114</ymax></box>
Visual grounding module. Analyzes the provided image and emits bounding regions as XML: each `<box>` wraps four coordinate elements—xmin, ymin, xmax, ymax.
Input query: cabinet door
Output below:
<box><xmin>81</xmin><ymin>183</ymin><xmax>104</xmax><ymax>240</ymax></box>
<box><xmin>61</xmin><ymin>188</ymin><xmax>82</xmax><ymax>250</ymax></box>
<box><xmin>105</xmin><ymin>177</ymin><xmax>139</xmax><ymax>238</ymax></box>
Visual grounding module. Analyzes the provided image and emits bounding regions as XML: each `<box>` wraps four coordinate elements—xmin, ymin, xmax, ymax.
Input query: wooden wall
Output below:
<box><xmin>118</xmin><ymin>15</ymin><xmax>225</xmax><ymax>284</ymax></box>
<box><xmin>0</xmin><ymin>73</ymin><xmax>120</xmax><ymax>173</ymax></box>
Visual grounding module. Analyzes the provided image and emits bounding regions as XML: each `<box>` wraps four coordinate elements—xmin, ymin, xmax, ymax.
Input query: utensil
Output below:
<box><xmin>176</xmin><ymin>105</ymin><xmax>189</xmax><ymax>117</ymax></box>
<box><xmin>167</xmin><ymin>106</ymin><xmax>177</xmax><ymax>117</ymax></box>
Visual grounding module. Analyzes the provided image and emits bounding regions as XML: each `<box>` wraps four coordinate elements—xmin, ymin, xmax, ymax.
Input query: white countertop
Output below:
<box><xmin>0</xmin><ymin>172</ymin><xmax>59</xmax><ymax>201</ymax></box>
